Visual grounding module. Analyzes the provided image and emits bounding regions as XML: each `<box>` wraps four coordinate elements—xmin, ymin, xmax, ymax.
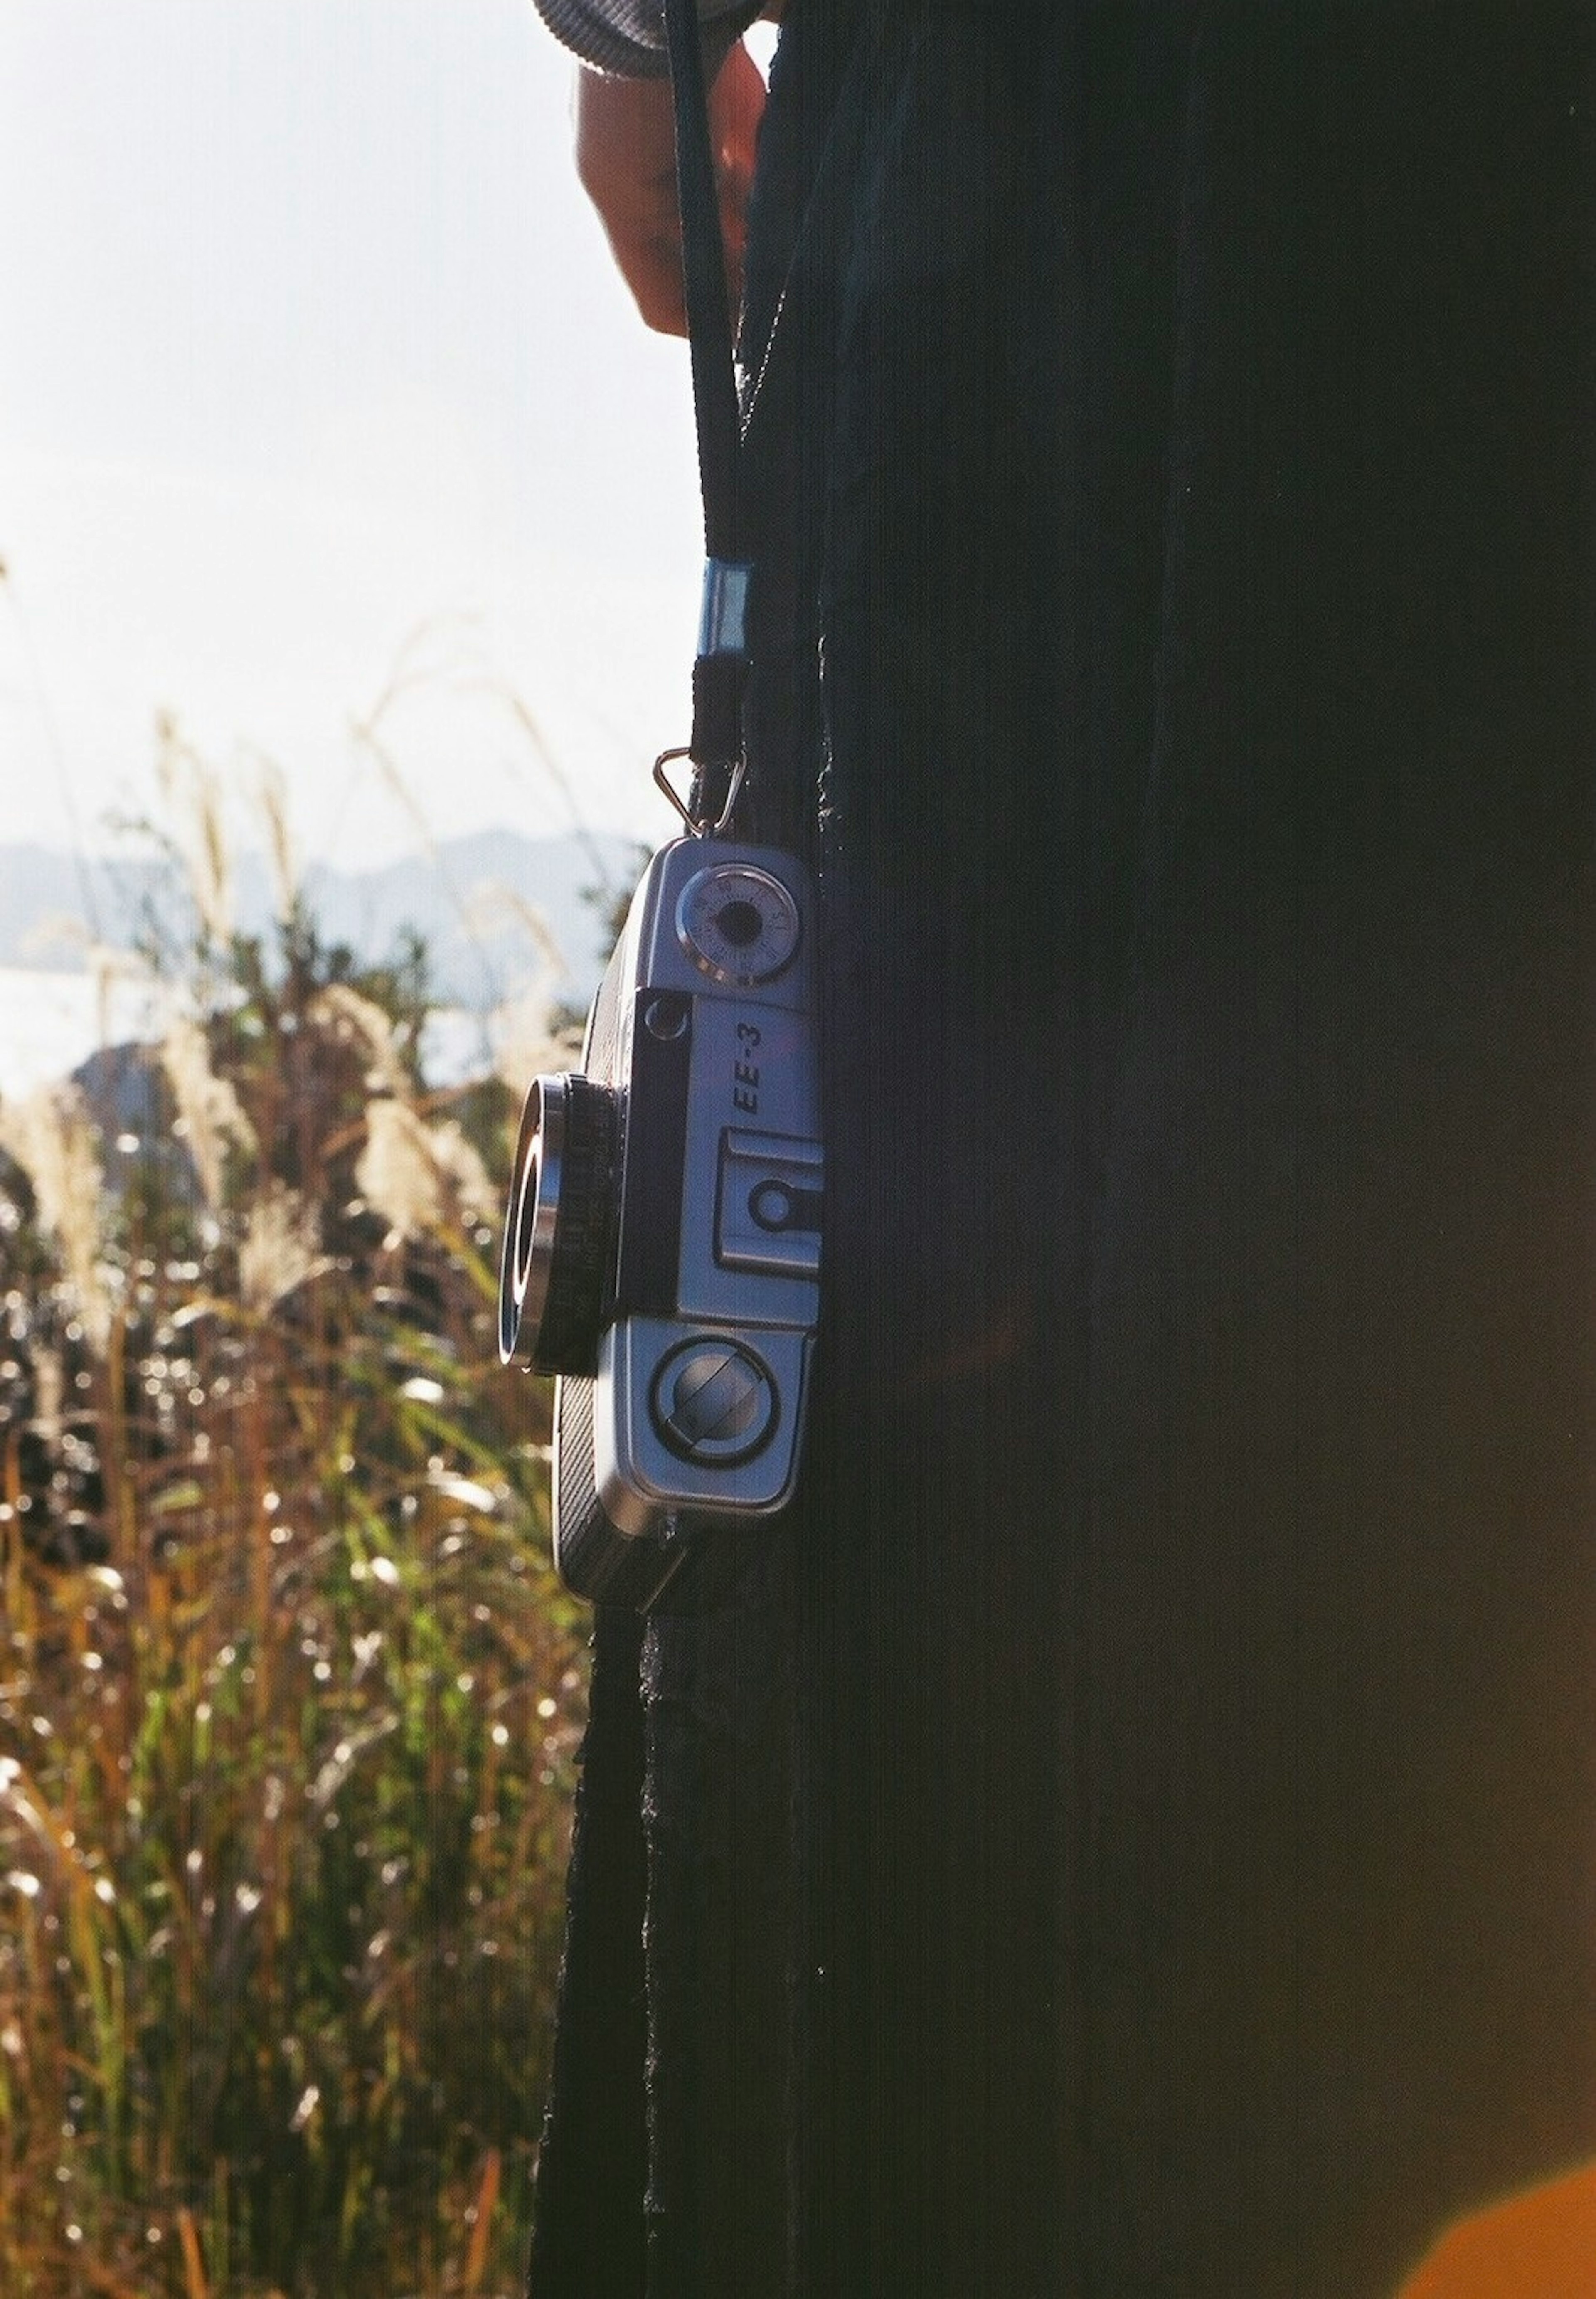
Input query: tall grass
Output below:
<box><xmin>0</xmin><ymin>783</ymin><xmax>584</xmax><ymax>2296</ymax></box>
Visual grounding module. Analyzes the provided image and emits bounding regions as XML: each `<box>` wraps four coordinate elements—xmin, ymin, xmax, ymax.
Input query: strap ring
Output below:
<box><xmin>653</xmin><ymin>747</ymin><xmax>746</xmax><ymax>839</ymax></box>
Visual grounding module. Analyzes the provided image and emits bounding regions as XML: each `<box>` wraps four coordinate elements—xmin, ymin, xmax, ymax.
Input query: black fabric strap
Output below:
<box><xmin>663</xmin><ymin>0</ymin><xmax>751</xmax><ymax>798</ymax></box>
<box><xmin>663</xmin><ymin>0</ymin><xmax>745</xmax><ymax>566</ymax></box>
<box><xmin>523</xmin><ymin>1606</ymin><xmax>648</xmax><ymax>2294</ymax></box>
<box><xmin>525</xmin><ymin>27</ymin><xmax>756</xmax><ymax>2297</ymax></box>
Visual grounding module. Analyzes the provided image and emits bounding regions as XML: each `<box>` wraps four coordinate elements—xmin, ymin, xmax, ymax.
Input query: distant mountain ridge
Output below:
<box><xmin>0</xmin><ymin>829</ymin><xmax>645</xmax><ymax>1013</ymax></box>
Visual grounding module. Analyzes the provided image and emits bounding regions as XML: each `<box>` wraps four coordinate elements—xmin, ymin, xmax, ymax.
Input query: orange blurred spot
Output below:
<box><xmin>1396</xmin><ymin>2162</ymin><xmax>1596</xmax><ymax>2299</ymax></box>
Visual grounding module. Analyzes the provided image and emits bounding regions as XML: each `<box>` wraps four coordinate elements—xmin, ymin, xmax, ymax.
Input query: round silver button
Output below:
<box><xmin>649</xmin><ymin>1337</ymin><xmax>779</xmax><ymax>1466</ymax></box>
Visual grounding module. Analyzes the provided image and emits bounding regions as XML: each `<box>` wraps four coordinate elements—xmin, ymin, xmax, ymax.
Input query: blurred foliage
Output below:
<box><xmin>0</xmin><ymin>805</ymin><xmax>584</xmax><ymax>2297</ymax></box>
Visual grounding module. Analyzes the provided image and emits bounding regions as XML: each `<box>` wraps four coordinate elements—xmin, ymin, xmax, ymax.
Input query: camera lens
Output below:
<box><xmin>498</xmin><ymin>1074</ymin><xmax>619</xmax><ymax>1374</ymax></box>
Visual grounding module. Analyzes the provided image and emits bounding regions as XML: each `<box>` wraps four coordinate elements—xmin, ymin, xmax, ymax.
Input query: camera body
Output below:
<box><xmin>499</xmin><ymin>838</ymin><xmax>821</xmax><ymax>1609</ymax></box>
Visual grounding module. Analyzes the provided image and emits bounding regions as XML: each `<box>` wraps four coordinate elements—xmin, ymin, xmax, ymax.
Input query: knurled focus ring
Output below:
<box><xmin>535</xmin><ymin>1076</ymin><xmax>618</xmax><ymax>1375</ymax></box>
<box><xmin>498</xmin><ymin>1074</ymin><xmax>618</xmax><ymax>1374</ymax></box>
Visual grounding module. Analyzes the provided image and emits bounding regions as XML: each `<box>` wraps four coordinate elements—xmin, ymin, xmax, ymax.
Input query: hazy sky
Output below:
<box><xmin>0</xmin><ymin>1</ymin><xmax>755</xmax><ymax>867</ymax></box>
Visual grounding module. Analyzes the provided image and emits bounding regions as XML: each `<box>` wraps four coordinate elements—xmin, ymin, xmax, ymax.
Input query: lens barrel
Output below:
<box><xmin>498</xmin><ymin>1073</ymin><xmax>619</xmax><ymax>1375</ymax></box>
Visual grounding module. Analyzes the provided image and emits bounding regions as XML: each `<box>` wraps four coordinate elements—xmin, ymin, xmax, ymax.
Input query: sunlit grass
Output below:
<box><xmin>0</xmin><ymin>769</ymin><xmax>583</xmax><ymax>2296</ymax></box>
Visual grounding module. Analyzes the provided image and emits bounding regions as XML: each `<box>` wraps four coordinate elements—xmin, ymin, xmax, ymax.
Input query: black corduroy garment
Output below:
<box><xmin>530</xmin><ymin>7</ymin><xmax>1596</xmax><ymax>2293</ymax></box>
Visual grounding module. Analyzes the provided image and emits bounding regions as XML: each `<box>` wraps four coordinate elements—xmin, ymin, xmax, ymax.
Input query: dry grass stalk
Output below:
<box><xmin>238</xmin><ymin>1182</ymin><xmax>330</xmax><ymax>1314</ymax></box>
<box><xmin>156</xmin><ymin>717</ymin><xmax>234</xmax><ymax>949</ymax></box>
<box><xmin>357</xmin><ymin>1099</ymin><xmax>444</xmax><ymax>1243</ymax></box>
<box><xmin>348</xmin><ymin>700</ymin><xmax>440</xmax><ymax>866</ymax></box>
<box><xmin>0</xmin><ymin>1084</ymin><xmax>111</xmax><ymax>1353</ymax></box>
<box><xmin>489</xmin><ymin>984</ymin><xmax>582</xmax><ymax>1101</ymax></box>
<box><xmin>308</xmin><ymin>984</ymin><xmax>411</xmax><ymax>1101</ymax></box>
<box><xmin>462</xmin><ymin>2147</ymin><xmax>502</xmax><ymax>2297</ymax></box>
<box><xmin>355</xmin><ymin>1098</ymin><xmax>498</xmax><ymax>1244</ymax></box>
<box><xmin>30</xmin><ymin>1345</ymin><xmax>63</xmax><ymax>1444</ymax></box>
<box><xmin>352</xmin><ymin>627</ymin><xmax>590</xmax><ymax>968</ymax></box>
<box><xmin>467</xmin><ymin>882</ymin><xmax>582</xmax><ymax>1093</ymax></box>
<box><xmin>176</xmin><ymin>2206</ymin><xmax>210</xmax><ymax>2299</ymax></box>
<box><xmin>18</xmin><ymin>909</ymin><xmax>96</xmax><ymax>965</ymax></box>
<box><xmin>160</xmin><ymin>1014</ymin><xmax>257</xmax><ymax>1210</ymax></box>
<box><xmin>86</xmin><ymin>941</ymin><xmax>161</xmax><ymax>1057</ymax></box>
<box><xmin>253</xmin><ymin>752</ymin><xmax>300</xmax><ymax>926</ymax></box>
<box><xmin>462</xmin><ymin>882</ymin><xmax>566</xmax><ymax>978</ymax></box>
<box><xmin>426</xmin><ymin>1119</ymin><xmax>497</xmax><ymax>1231</ymax></box>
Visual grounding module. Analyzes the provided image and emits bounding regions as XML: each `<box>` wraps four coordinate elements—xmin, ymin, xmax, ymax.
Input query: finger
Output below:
<box><xmin>709</xmin><ymin>41</ymin><xmax>767</xmax><ymax>319</ymax></box>
<box><xmin>611</xmin><ymin>223</ymin><xmax>689</xmax><ymax>337</ymax></box>
<box><xmin>573</xmin><ymin>69</ymin><xmax>686</xmax><ymax>333</ymax></box>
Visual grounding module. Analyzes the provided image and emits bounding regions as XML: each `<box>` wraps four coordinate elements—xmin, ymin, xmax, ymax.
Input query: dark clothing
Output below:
<box><xmin>532</xmin><ymin>7</ymin><xmax>1596</xmax><ymax>2293</ymax></box>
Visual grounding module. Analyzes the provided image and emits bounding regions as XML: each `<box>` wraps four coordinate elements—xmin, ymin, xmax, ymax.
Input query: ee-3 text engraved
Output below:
<box><xmin>734</xmin><ymin>1021</ymin><xmax>761</xmax><ymax>1116</ymax></box>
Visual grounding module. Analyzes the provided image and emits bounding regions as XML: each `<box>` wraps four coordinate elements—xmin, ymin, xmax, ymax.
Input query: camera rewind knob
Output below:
<box><xmin>676</xmin><ymin>863</ymin><xmax>801</xmax><ymax>986</ymax></box>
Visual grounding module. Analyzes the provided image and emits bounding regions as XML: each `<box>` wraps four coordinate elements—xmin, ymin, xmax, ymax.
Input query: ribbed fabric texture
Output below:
<box><xmin>528</xmin><ymin>5</ymin><xmax>1596</xmax><ymax>2292</ymax></box>
<box><xmin>530</xmin><ymin>0</ymin><xmax>763</xmax><ymax>76</ymax></box>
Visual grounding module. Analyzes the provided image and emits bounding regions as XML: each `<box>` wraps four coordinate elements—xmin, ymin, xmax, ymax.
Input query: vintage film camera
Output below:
<box><xmin>498</xmin><ymin>838</ymin><xmax>822</xmax><ymax>1609</ymax></box>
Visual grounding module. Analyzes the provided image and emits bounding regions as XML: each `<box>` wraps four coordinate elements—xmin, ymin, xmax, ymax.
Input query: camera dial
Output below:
<box><xmin>498</xmin><ymin>1073</ymin><xmax>619</xmax><ymax>1374</ymax></box>
<box><xmin>649</xmin><ymin>1335</ymin><xmax>778</xmax><ymax>1466</ymax></box>
<box><xmin>676</xmin><ymin>863</ymin><xmax>801</xmax><ymax>986</ymax></box>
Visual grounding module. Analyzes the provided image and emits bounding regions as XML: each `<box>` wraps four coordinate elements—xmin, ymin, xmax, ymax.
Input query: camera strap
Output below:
<box><xmin>527</xmin><ymin>28</ymin><xmax>754</xmax><ymax>2297</ymax></box>
<box><xmin>661</xmin><ymin>0</ymin><xmax>753</xmax><ymax>832</ymax></box>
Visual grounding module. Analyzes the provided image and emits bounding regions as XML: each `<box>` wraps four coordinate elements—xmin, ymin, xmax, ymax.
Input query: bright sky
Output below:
<box><xmin>0</xmin><ymin>0</ymin><xmax>757</xmax><ymax>868</ymax></box>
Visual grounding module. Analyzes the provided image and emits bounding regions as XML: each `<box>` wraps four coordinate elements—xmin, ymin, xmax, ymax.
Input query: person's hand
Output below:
<box><xmin>574</xmin><ymin>37</ymin><xmax>766</xmax><ymax>336</ymax></box>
